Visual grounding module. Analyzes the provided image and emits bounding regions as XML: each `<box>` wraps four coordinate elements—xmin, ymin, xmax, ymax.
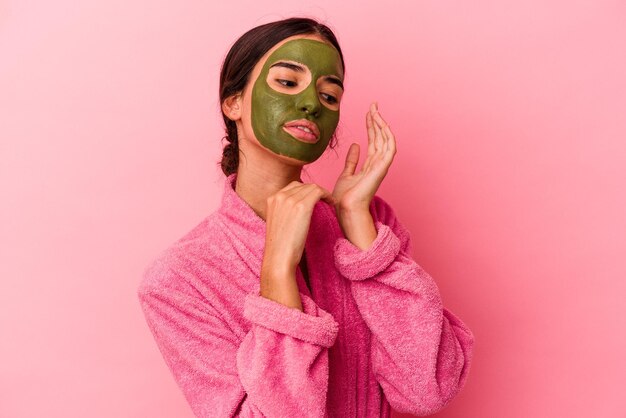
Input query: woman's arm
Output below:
<box><xmin>137</xmin><ymin>259</ymin><xmax>338</xmax><ymax>417</ymax></box>
<box><xmin>260</xmin><ymin>181</ymin><xmax>337</xmax><ymax>312</ymax></box>
<box><xmin>333</xmin><ymin>195</ymin><xmax>475</xmax><ymax>415</ymax></box>
<box><xmin>260</xmin><ymin>264</ymin><xmax>303</xmax><ymax>311</ymax></box>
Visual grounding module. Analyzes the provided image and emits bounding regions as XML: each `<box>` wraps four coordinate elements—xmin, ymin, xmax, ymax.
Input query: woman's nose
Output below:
<box><xmin>295</xmin><ymin>86</ymin><xmax>321</xmax><ymax>117</ymax></box>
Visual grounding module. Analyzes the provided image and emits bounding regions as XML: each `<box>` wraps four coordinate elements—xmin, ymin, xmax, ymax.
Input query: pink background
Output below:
<box><xmin>1</xmin><ymin>1</ymin><xmax>625</xmax><ymax>417</ymax></box>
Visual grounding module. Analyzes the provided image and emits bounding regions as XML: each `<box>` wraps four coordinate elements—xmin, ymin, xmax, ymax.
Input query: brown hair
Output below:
<box><xmin>218</xmin><ymin>17</ymin><xmax>346</xmax><ymax>176</ymax></box>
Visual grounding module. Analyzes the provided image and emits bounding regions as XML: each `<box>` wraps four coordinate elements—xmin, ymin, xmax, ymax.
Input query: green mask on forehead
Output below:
<box><xmin>251</xmin><ymin>38</ymin><xmax>342</xmax><ymax>162</ymax></box>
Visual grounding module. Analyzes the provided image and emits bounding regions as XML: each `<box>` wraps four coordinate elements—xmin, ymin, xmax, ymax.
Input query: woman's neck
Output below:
<box><xmin>234</xmin><ymin>149</ymin><xmax>304</xmax><ymax>221</ymax></box>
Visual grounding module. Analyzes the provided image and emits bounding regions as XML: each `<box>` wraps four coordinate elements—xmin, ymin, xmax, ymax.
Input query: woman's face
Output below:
<box><xmin>241</xmin><ymin>34</ymin><xmax>344</xmax><ymax>163</ymax></box>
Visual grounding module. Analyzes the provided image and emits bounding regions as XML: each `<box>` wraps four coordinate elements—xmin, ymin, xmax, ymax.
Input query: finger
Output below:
<box><xmin>372</xmin><ymin>108</ymin><xmax>389</xmax><ymax>153</ymax></box>
<box><xmin>273</xmin><ymin>184</ymin><xmax>316</xmax><ymax>212</ymax></box>
<box><xmin>372</xmin><ymin>112</ymin><xmax>384</xmax><ymax>153</ymax></box>
<box><xmin>290</xmin><ymin>182</ymin><xmax>330</xmax><ymax>201</ymax></box>
<box><xmin>366</xmin><ymin>110</ymin><xmax>375</xmax><ymax>154</ymax></box>
<box><xmin>279</xmin><ymin>181</ymin><xmax>307</xmax><ymax>200</ymax></box>
<box><xmin>290</xmin><ymin>183</ymin><xmax>332</xmax><ymax>209</ymax></box>
<box><xmin>374</xmin><ymin>106</ymin><xmax>396</xmax><ymax>156</ymax></box>
<box><xmin>301</xmin><ymin>184</ymin><xmax>335</xmax><ymax>206</ymax></box>
<box><xmin>342</xmin><ymin>143</ymin><xmax>360</xmax><ymax>176</ymax></box>
<box><xmin>372</xmin><ymin>106</ymin><xmax>389</xmax><ymax>129</ymax></box>
<box><xmin>370</xmin><ymin>103</ymin><xmax>384</xmax><ymax>151</ymax></box>
<box><xmin>382</xmin><ymin>123</ymin><xmax>397</xmax><ymax>158</ymax></box>
<box><xmin>269</xmin><ymin>181</ymin><xmax>310</xmax><ymax>207</ymax></box>
<box><xmin>287</xmin><ymin>182</ymin><xmax>318</xmax><ymax>200</ymax></box>
<box><xmin>363</xmin><ymin>109</ymin><xmax>376</xmax><ymax>172</ymax></box>
<box><xmin>280</xmin><ymin>180</ymin><xmax>304</xmax><ymax>192</ymax></box>
<box><xmin>321</xmin><ymin>193</ymin><xmax>337</xmax><ymax>206</ymax></box>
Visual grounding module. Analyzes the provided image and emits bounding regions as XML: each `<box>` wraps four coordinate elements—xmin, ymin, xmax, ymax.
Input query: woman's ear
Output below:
<box><xmin>222</xmin><ymin>93</ymin><xmax>242</xmax><ymax>121</ymax></box>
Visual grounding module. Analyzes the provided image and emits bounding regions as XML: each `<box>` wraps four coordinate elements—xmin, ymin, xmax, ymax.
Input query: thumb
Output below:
<box><xmin>342</xmin><ymin>143</ymin><xmax>360</xmax><ymax>176</ymax></box>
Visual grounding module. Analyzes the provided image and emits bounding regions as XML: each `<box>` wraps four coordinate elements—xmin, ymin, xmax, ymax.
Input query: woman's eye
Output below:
<box><xmin>321</xmin><ymin>93</ymin><xmax>338</xmax><ymax>104</ymax></box>
<box><xmin>276</xmin><ymin>79</ymin><xmax>297</xmax><ymax>87</ymax></box>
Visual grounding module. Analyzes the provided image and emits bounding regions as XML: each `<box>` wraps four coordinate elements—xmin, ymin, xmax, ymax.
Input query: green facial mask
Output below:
<box><xmin>251</xmin><ymin>38</ymin><xmax>343</xmax><ymax>162</ymax></box>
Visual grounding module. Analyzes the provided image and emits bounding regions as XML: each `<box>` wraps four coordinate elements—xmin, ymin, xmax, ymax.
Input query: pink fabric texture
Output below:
<box><xmin>137</xmin><ymin>173</ymin><xmax>475</xmax><ymax>417</ymax></box>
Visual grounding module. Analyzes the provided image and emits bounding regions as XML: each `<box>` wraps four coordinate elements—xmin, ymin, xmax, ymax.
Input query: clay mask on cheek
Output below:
<box><xmin>251</xmin><ymin>39</ymin><xmax>342</xmax><ymax>162</ymax></box>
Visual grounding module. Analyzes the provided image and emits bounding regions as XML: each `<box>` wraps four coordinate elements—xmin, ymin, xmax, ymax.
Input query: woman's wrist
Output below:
<box><xmin>261</xmin><ymin>259</ymin><xmax>295</xmax><ymax>281</ymax></box>
<box><xmin>336</xmin><ymin>206</ymin><xmax>377</xmax><ymax>251</ymax></box>
<box><xmin>260</xmin><ymin>260</ymin><xmax>302</xmax><ymax>311</ymax></box>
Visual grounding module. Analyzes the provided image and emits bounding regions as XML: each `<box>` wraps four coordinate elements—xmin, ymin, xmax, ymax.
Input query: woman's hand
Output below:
<box><xmin>260</xmin><ymin>181</ymin><xmax>335</xmax><ymax>310</ymax></box>
<box><xmin>263</xmin><ymin>181</ymin><xmax>336</xmax><ymax>273</ymax></box>
<box><xmin>331</xmin><ymin>102</ymin><xmax>397</xmax><ymax>250</ymax></box>
<box><xmin>332</xmin><ymin>102</ymin><xmax>397</xmax><ymax>212</ymax></box>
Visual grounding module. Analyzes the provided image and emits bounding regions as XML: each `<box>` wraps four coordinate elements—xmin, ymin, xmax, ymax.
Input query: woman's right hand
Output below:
<box><xmin>262</xmin><ymin>181</ymin><xmax>336</xmax><ymax>273</ymax></box>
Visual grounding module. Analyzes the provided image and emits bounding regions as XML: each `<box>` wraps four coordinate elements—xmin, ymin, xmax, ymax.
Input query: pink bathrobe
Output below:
<box><xmin>137</xmin><ymin>173</ymin><xmax>474</xmax><ymax>417</ymax></box>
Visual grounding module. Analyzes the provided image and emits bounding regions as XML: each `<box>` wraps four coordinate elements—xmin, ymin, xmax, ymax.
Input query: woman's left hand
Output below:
<box><xmin>332</xmin><ymin>102</ymin><xmax>397</xmax><ymax>213</ymax></box>
<box><xmin>331</xmin><ymin>102</ymin><xmax>397</xmax><ymax>250</ymax></box>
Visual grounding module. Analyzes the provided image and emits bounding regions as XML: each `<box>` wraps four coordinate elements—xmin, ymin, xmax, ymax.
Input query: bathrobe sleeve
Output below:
<box><xmin>333</xmin><ymin>195</ymin><xmax>475</xmax><ymax>416</ymax></box>
<box><xmin>137</xmin><ymin>259</ymin><xmax>339</xmax><ymax>418</ymax></box>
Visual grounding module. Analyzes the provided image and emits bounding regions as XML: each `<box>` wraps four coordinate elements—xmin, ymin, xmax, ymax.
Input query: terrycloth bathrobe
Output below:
<box><xmin>137</xmin><ymin>172</ymin><xmax>475</xmax><ymax>417</ymax></box>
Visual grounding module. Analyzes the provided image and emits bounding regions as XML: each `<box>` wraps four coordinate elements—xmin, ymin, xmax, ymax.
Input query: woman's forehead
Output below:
<box><xmin>263</xmin><ymin>38</ymin><xmax>343</xmax><ymax>78</ymax></box>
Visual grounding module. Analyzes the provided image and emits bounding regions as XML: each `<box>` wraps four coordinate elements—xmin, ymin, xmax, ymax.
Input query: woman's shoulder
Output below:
<box><xmin>138</xmin><ymin>212</ymin><xmax>231</xmax><ymax>293</ymax></box>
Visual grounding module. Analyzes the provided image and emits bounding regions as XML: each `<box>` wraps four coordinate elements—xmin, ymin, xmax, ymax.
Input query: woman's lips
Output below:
<box><xmin>283</xmin><ymin>119</ymin><xmax>320</xmax><ymax>143</ymax></box>
<box><xmin>283</xmin><ymin>126</ymin><xmax>317</xmax><ymax>144</ymax></box>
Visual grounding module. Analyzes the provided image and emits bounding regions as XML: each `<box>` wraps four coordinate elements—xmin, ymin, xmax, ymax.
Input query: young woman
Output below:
<box><xmin>138</xmin><ymin>17</ymin><xmax>474</xmax><ymax>418</ymax></box>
